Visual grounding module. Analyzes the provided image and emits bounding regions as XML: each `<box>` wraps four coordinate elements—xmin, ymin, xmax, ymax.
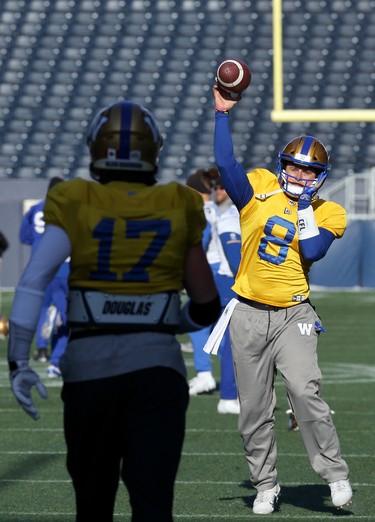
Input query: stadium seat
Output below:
<box><xmin>1</xmin><ymin>0</ymin><xmax>375</xmax><ymax>182</ymax></box>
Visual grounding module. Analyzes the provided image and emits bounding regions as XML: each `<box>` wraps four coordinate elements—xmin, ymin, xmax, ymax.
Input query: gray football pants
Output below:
<box><xmin>229</xmin><ymin>300</ymin><xmax>350</xmax><ymax>491</ymax></box>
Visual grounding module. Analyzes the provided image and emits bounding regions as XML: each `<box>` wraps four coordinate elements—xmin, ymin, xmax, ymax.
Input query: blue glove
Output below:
<box><xmin>9</xmin><ymin>361</ymin><xmax>48</xmax><ymax>420</ymax></box>
<box><xmin>298</xmin><ymin>184</ymin><xmax>317</xmax><ymax>210</ymax></box>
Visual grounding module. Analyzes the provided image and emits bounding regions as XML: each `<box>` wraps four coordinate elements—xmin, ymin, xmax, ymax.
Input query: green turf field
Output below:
<box><xmin>0</xmin><ymin>291</ymin><xmax>374</xmax><ymax>521</ymax></box>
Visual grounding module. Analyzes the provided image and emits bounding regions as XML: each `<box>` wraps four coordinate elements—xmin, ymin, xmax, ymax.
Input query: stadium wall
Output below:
<box><xmin>0</xmin><ymin>181</ymin><xmax>374</xmax><ymax>290</ymax></box>
<box><xmin>309</xmin><ymin>220</ymin><xmax>375</xmax><ymax>289</ymax></box>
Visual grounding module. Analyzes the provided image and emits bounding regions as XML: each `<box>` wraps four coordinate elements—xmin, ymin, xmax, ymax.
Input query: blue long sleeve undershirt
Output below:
<box><xmin>214</xmin><ymin>112</ymin><xmax>254</xmax><ymax>209</ymax></box>
<box><xmin>300</xmin><ymin>228</ymin><xmax>335</xmax><ymax>262</ymax></box>
<box><xmin>214</xmin><ymin>112</ymin><xmax>334</xmax><ymax>262</ymax></box>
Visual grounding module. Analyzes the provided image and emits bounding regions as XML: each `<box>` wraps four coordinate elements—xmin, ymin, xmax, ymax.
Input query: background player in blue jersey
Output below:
<box><xmin>8</xmin><ymin>100</ymin><xmax>221</xmax><ymax>522</ymax></box>
<box><xmin>211</xmin><ymin>83</ymin><xmax>352</xmax><ymax>514</ymax></box>
<box><xmin>19</xmin><ymin>177</ymin><xmax>70</xmax><ymax>376</ymax></box>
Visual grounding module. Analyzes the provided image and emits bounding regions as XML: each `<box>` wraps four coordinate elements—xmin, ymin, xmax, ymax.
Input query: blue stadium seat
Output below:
<box><xmin>1</xmin><ymin>0</ymin><xmax>375</xmax><ymax>181</ymax></box>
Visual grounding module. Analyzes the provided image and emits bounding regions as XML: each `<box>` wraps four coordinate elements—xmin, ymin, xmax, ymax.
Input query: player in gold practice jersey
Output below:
<box><xmin>211</xmin><ymin>84</ymin><xmax>352</xmax><ymax>514</ymax></box>
<box><xmin>8</xmin><ymin>101</ymin><xmax>221</xmax><ymax>522</ymax></box>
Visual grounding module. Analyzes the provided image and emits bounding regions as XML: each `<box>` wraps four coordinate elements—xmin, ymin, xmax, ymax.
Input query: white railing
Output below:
<box><xmin>320</xmin><ymin>170</ymin><xmax>375</xmax><ymax>222</ymax></box>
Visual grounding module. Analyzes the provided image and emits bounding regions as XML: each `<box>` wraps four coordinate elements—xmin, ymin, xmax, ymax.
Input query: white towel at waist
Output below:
<box><xmin>203</xmin><ymin>298</ymin><xmax>239</xmax><ymax>355</ymax></box>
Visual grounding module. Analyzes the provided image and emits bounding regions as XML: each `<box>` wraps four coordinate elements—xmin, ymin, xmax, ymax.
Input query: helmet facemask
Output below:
<box><xmin>277</xmin><ymin>135</ymin><xmax>330</xmax><ymax>198</ymax></box>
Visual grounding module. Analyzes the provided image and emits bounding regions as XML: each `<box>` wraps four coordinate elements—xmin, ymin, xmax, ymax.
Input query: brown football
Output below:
<box><xmin>216</xmin><ymin>59</ymin><xmax>251</xmax><ymax>94</ymax></box>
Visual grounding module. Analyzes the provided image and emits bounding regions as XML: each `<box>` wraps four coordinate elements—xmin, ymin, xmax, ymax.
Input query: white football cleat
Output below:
<box><xmin>253</xmin><ymin>483</ymin><xmax>281</xmax><ymax>515</ymax></box>
<box><xmin>180</xmin><ymin>342</ymin><xmax>194</xmax><ymax>353</ymax></box>
<box><xmin>217</xmin><ymin>399</ymin><xmax>240</xmax><ymax>414</ymax></box>
<box><xmin>47</xmin><ymin>365</ymin><xmax>62</xmax><ymax>379</ymax></box>
<box><xmin>188</xmin><ymin>372</ymin><xmax>216</xmax><ymax>396</ymax></box>
<box><xmin>329</xmin><ymin>479</ymin><xmax>353</xmax><ymax>508</ymax></box>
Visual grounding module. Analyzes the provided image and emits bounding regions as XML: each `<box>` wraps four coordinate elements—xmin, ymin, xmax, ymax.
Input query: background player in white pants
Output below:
<box><xmin>185</xmin><ymin>169</ymin><xmax>221</xmax><ymax>395</ymax></box>
<box><xmin>214</xmin><ymin>186</ymin><xmax>241</xmax><ymax>414</ymax></box>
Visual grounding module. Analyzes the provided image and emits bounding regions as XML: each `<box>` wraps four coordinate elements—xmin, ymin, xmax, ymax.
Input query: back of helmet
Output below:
<box><xmin>87</xmin><ymin>101</ymin><xmax>163</xmax><ymax>183</ymax></box>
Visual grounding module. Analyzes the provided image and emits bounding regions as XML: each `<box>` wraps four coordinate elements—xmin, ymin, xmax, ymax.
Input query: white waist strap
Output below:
<box><xmin>67</xmin><ymin>290</ymin><xmax>181</xmax><ymax>328</ymax></box>
<box><xmin>203</xmin><ymin>298</ymin><xmax>239</xmax><ymax>355</ymax></box>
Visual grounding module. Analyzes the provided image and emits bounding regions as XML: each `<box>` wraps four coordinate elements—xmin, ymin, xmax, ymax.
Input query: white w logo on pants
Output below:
<box><xmin>297</xmin><ymin>323</ymin><xmax>313</xmax><ymax>335</ymax></box>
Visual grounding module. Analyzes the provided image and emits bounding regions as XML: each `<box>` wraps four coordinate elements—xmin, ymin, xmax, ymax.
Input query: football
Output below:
<box><xmin>216</xmin><ymin>59</ymin><xmax>251</xmax><ymax>94</ymax></box>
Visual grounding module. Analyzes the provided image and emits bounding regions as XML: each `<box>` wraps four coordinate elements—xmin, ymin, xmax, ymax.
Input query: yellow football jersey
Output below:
<box><xmin>44</xmin><ymin>178</ymin><xmax>205</xmax><ymax>294</ymax></box>
<box><xmin>234</xmin><ymin>169</ymin><xmax>346</xmax><ymax>307</ymax></box>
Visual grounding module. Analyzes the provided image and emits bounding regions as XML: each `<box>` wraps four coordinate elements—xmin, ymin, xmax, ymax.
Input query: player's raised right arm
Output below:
<box><xmin>213</xmin><ymin>85</ymin><xmax>253</xmax><ymax>209</ymax></box>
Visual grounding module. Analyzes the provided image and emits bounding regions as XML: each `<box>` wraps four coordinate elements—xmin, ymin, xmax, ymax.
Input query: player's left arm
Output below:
<box><xmin>8</xmin><ymin>226</ymin><xmax>71</xmax><ymax>420</ymax></box>
<box><xmin>299</xmin><ymin>227</ymin><xmax>335</xmax><ymax>262</ymax></box>
<box><xmin>297</xmin><ymin>189</ymin><xmax>346</xmax><ymax>262</ymax></box>
<box><xmin>178</xmin><ymin>241</ymin><xmax>221</xmax><ymax>333</ymax></box>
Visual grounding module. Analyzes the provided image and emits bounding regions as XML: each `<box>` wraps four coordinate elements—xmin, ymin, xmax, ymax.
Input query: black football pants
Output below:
<box><xmin>61</xmin><ymin>367</ymin><xmax>189</xmax><ymax>522</ymax></box>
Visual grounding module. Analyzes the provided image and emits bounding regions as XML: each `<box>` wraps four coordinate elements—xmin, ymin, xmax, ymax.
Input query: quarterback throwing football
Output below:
<box><xmin>212</xmin><ymin>84</ymin><xmax>352</xmax><ymax>514</ymax></box>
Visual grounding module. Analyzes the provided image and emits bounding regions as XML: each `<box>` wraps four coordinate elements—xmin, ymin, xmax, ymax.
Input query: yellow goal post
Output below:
<box><xmin>271</xmin><ymin>0</ymin><xmax>375</xmax><ymax>122</ymax></box>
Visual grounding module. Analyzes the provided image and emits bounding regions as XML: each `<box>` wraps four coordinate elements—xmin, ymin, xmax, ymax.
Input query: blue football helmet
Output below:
<box><xmin>277</xmin><ymin>135</ymin><xmax>331</xmax><ymax>198</ymax></box>
<box><xmin>87</xmin><ymin>101</ymin><xmax>163</xmax><ymax>181</ymax></box>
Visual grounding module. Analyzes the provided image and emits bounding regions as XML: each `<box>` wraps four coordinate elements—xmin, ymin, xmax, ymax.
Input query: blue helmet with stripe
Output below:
<box><xmin>277</xmin><ymin>135</ymin><xmax>331</xmax><ymax>198</ymax></box>
<box><xmin>87</xmin><ymin>101</ymin><xmax>163</xmax><ymax>182</ymax></box>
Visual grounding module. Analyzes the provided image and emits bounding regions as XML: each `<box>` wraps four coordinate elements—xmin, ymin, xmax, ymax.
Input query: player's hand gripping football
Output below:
<box><xmin>9</xmin><ymin>361</ymin><xmax>48</xmax><ymax>421</ymax></box>
<box><xmin>213</xmin><ymin>83</ymin><xmax>241</xmax><ymax>112</ymax></box>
